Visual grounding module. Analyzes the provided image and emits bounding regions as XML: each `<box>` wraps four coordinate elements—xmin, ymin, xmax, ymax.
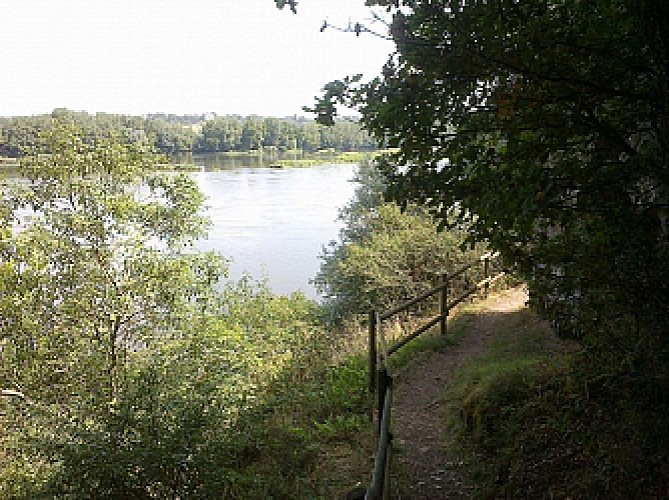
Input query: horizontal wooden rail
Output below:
<box><xmin>388</xmin><ymin>314</ymin><xmax>442</xmax><ymax>356</ymax></box>
<box><xmin>379</xmin><ymin>251</ymin><xmax>500</xmax><ymax>322</ymax></box>
<box><xmin>379</xmin><ymin>282</ymin><xmax>444</xmax><ymax>321</ymax></box>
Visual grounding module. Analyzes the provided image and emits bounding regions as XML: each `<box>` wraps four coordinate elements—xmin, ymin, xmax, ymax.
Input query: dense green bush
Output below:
<box><xmin>1</xmin><ymin>275</ymin><xmax>372</xmax><ymax>498</ymax></box>
<box><xmin>315</xmin><ymin>161</ymin><xmax>485</xmax><ymax>322</ymax></box>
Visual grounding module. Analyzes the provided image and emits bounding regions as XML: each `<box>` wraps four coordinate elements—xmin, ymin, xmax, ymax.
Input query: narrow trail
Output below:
<box><xmin>391</xmin><ymin>287</ymin><xmax>530</xmax><ymax>499</ymax></box>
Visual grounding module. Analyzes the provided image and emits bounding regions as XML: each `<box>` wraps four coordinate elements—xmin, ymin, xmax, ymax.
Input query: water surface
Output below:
<box><xmin>193</xmin><ymin>163</ymin><xmax>357</xmax><ymax>299</ymax></box>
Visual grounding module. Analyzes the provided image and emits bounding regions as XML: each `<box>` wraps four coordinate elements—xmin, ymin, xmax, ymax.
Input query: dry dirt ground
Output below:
<box><xmin>390</xmin><ymin>287</ymin><xmax>531</xmax><ymax>499</ymax></box>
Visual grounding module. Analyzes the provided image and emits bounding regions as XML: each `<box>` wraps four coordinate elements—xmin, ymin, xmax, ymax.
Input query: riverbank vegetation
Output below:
<box><xmin>158</xmin><ymin>150</ymin><xmax>389</xmax><ymax>172</ymax></box>
<box><xmin>0</xmin><ymin>120</ymin><xmax>466</xmax><ymax>497</ymax></box>
<box><xmin>4</xmin><ymin>114</ymin><xmax>665</xmax><ymax>497</ymax></box>
<box><xmin>4</xmin><ymin>0</ymin><xmax>668</xmax><ymax>493</ymax></box>
<box><xmin>0</xmin><ymin>108</ymin><xmax>378</xmax><ymax>159</ymax></box>
<box><xmin>0</xmin><ymin>119</ymin><xmax>368</xmax><ymax>498</ymax></box>
<box><xmin>315</xmin><ymin>160</ymin><xmax>486</xmax><ymax>323</ymax></box>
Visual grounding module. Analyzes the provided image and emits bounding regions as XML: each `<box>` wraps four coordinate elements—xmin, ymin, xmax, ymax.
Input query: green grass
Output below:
<box><xmin>215</xmin><ymin>353</ymin><xmax>376</xmax><ymax>499</ymax></box>
<box><xmin>442</xmin><ymin>296</ymin><xmax>669</xmax><ymax>498</ymax></box>
<box><xmin>0</xmin><ymin>157</ymin><xmax>20</xmax><ymax>170</ymax></box>
<box><xmin>385</xmin><ymin>323</ymin><xmax>454</xmax><ymax>372</ymax></box>
<box><xmin>274</xmin><ymin>150</ymin><xmax>383</xmax><ymax>168</ymax></box>
<box><xmin>383</xmin><ymin>290</ymin><xmax>506</xmax><ymax>373</ymax></box>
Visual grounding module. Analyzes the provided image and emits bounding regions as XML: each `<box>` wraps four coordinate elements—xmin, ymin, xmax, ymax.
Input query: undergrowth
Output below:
<box><xmin>0</xmin><ymin>280</ymin><xmax>376</xmax><ymax>499</ymax></box>
<box><xmin>444</xmin><ymin>296</ymin><xmax>669</xmax><ymax>498</ymax></box>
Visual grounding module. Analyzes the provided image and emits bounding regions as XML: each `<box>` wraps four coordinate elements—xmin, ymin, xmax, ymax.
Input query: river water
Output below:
<box><xmin>191</xmin><ymin>162</ymin><xmax>357</xmax><ymax>299</ymax></box>
<box><xmin>4</xmin><ymin>153</ymin><xmax>358</xmax><ymax>300</ymax></box>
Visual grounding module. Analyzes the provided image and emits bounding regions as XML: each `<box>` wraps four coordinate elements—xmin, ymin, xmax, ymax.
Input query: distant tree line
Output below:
<box><xmin>0</xmin><ymin>108</ymin><xmax>378</xmax><ymax>157</ymax></box>
<box><xmin>195</xmin><ymin>115</ymin><xmax>376</xmax><ymax>153</ymax></box>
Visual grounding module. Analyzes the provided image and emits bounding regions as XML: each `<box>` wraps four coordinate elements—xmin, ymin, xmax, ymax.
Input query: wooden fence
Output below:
<box><xmin>357</xmin><ymin>251</ymin><xmax>506</xmax><ymax>500</ymax></box>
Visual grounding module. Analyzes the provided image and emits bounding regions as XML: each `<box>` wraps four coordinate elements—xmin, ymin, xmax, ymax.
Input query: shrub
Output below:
<box><xmin>315</xmin><ymin>161</ymin><xmax>484</xmax><ymax>322</ymax></box>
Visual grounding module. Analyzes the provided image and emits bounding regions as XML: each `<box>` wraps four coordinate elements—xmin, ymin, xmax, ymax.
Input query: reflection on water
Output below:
<box><xmin>192</xmin><ymin>163</ymin><xmax>357</xmax><ymax>299</ymax></box>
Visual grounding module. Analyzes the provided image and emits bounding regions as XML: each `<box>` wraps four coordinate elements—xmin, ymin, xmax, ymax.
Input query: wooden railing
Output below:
<box><xmin>357</xmin><ymin>251</ymin><xmax>506</xmax><ymax>500</ymax></box>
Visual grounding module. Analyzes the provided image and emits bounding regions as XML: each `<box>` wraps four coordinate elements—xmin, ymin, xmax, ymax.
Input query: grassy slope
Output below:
<box><xmin>443</xmin><ymin>293</ymin><xmax>669</xmax><ymax>498</ymax></box>
<box><xmin>5</xmin><ymin>284</ymin><xmax>665</xmax><ymax>498</ymax></box>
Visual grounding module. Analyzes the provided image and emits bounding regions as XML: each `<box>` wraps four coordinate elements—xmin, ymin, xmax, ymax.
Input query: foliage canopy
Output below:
<box><xmin>0</xmin><ymin>119</ymin><xmax>222</xmax><ymax>404</ymax></box>
<box><xmin>315</xmin><ymin>161</ymin><xmax>484</xmax><ymax>322</ymax></box>
<box><xmin>305</xmin><ymin>0</ymin><xmax>668</xmax><ymax>370</ymax></box>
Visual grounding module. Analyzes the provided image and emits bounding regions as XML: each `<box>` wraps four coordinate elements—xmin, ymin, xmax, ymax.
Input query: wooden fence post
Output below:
<box><xmin>377</xmin><ymin>367</ymin><xmax>391</xmax><ymax>434</ymax></box>
<box><xmin>369</xmin><ymin>310</ymin><xmax>377</xmax><ymax>394</ymax></box>
<box><xmin>440</xmin><ymin>273</ymin><xmax>449</xmax><ymax>336</ymax></box>
<box><xmin>483</xmin><ymin>255</ymin><xmax>490</xmax><ymax>299</ymax></box>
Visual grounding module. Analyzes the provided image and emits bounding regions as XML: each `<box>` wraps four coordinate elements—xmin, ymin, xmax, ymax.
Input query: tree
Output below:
<box><xmin>315</xmin><ymin>161</ymin><xmax>483</xmax><ymax>322</ymax></box>
<box><xmin>0</xmin><ymin>118</ymin><xmax>225</xmax><ymax>396</ymax></box>
<box><xmin>305</xmin><ymin>1</ymin><xmax>668</xmax><ymax>369</ymax></box>
<box><xmin>297</xmin><ymin>120</ymin><xmax>321</xmax><ymax>151</ymax></box>
<box><xmin>0</xmin><ymin>119</ymin><xmax>226</xmax><ymax>492</ymax></box>
<box><xmin>240</xmin><ymin>116</ymin><xmax>265</xmax><ymax>150</ymax></box>
<box><xmin>263</xmin><ymin>117</ymin><xmax>283</xmax><ymax>148</ymax></box>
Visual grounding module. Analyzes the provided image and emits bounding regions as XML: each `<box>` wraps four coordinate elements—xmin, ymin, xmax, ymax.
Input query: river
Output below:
<box><xmin>4</xmin><ymin>152</ymin><xmax>358</xmax><ymax>300</ymax></box>
<box><xmin>191</xmin><ymin>162</ymin><xmax>357</xmax><ymax>300</ymax></box>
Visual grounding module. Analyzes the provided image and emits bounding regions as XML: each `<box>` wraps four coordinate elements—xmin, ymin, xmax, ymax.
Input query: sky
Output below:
<box><xmin>0</xmin><ymin>0</ymin><xmax>394</xmax><ymax>118</ymax></box>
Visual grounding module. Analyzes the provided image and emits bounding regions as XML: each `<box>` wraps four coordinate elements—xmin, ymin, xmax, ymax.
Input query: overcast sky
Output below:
<box><xmin>0</xmin><ymin>0</ymin><xmax>394</xmax><ymax>118</ymax></box>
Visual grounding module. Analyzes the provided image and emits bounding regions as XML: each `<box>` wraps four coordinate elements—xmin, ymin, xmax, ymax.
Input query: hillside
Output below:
<box><xmin>383</xmin><ymin>287</ymin><xmax>667</xmax><ymax>498</ymax></box>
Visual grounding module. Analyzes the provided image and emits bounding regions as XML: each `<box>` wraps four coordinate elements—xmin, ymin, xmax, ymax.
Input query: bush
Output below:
<box><xmin>1</xmin><ymin>278</ymin><xmax>375</xmax><ymax>499</ymax></box>
<box><xmin>315</xmin><ymin>161</ymin><xmax>484</xmax><ymax>322</ymax></box>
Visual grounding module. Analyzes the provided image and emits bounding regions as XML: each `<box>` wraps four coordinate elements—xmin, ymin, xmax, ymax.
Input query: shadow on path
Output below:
<box><xmin>390</xmin><ymin>287</ymin><xmax>535</xmax><ymax>499</ymax></box>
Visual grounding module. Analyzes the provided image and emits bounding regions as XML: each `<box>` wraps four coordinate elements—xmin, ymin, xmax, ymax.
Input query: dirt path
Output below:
<box><xmin>391</xmin><ymin>287</ymin><xmax>529</xmax><ymax>499</ymax></box>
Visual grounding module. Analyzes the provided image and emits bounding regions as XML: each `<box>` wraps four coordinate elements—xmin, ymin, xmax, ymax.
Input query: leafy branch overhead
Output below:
<box><xmin>274</xmin><ymin>0</ymin><xmax>298</xmax><ymax>14</ymax></box>
<box><xmin>303</xmin><ymin>75</ymin><xmax>364</xmax><ymax>126</ymax></box>
<box><xmin>307</xmin><ymin>1</ymin><xmax>668</xmax><ymax>363</ymax></box>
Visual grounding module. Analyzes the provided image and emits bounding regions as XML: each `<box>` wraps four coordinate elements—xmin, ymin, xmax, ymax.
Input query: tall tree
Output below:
<box><xmin>0</xmin><ymin>118</ymin><xmax>224</xmax><ymax>408</ymax></box>
<box><xmin>315</xmin><ymin>161</ymin><xmax>481</xmax><ymax>322</ymax></box>
<box><xmin>306</xmin><ymin>1</ymin><xmax>668</xmax><ymax>367</ymax></box>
